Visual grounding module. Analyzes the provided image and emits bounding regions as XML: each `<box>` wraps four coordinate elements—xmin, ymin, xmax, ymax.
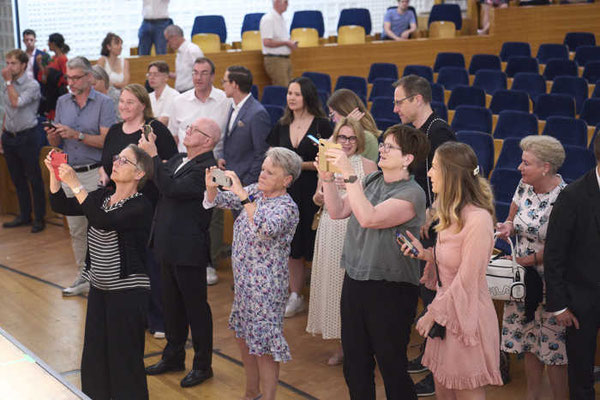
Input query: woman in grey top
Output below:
<box><xmin>319</xmin><ymin>124</ymin><xmax>429</xmax><ymax>400</ymax></box>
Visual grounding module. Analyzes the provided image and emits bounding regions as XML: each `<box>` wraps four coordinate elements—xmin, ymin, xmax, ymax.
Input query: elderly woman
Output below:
<box><xmin>96</xmin><ymin>32</ymin><xmax>130</xmax><ymax>90</ymax></box>
<box><xmin>204</xmin><ymin>147</ymin><xmax>302</xmax><ymax>400</ymax></box>
<box><xmin>496</xmin><ymin>135</ymin><xmax>568</xmax><ymax>400</ymax></box>
<box><xmin>45</xmin><ymin>144</ymin><xmax>153</xmax><ymax>399</ymax></box>
<box><xmin>306</xmin><ymin>118</ymin><xmax>377</xmax><ymax>366</ymax></box>
<box><xmin>327</xmin><ymin>88</ymin><xmax>381</xmax><ymax>162</ymax></box>
<box><xmin>320</xmin><ymin>124</ymin><xmax>429</xmax><ymax>398</ymax></box>
<box><xmin>91</xmin><ymin>65</ymin><xmax>121</xmax><ymax>119</ymax></box>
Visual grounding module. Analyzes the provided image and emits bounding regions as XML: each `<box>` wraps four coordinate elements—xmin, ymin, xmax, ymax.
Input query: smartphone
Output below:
<box><xmin>142</xmin><ymin>124</ymin><xmax>152</xmax><ymax>140</ymax></box>
<box><xmin>42</xmin><ymin>120</ymin><xmax>57</xmax><ymax>129</ymax></box>
<box><xmin>396</xmin><ymin>231</ymin><xmax>419</xmax><ymax>257</ymax></box>
<box><xmin>50</xmin><ymin>151</ymin><xmax>68</xmax><ymax>181</ymax></box>
<box><xmin>316</xmin><ymin>138</ymin><xmax>342</xmax><ymax>173</ymax></box>
<box><xmin>211</xmin><ymin>169</ymin><xmax>232</xmax><ymax>187</ymax></box>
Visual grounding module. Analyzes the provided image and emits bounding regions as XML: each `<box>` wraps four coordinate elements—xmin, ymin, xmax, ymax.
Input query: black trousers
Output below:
<box><xmin>566</xmin><ymin>291</ymin><xmax>600</xmax><ymax>400</ymax></box>
<box><xmin>81</xmin><ymin>287</ymin><xmax>149</xmax><ymax>400</ymax></box>
<box><xmin>1</xmin><ymin>127</ymin><xmax>46</xmax><ymax>221</ymax></box>
<box><xmin>161</xmin><ymin>262</ymin><xmax>213</xmax><ymax>370</ymax></box>
<box><xmin>341</xmin><ymin>274</ymin><xmax>419</xmax><ymax>400</ymax></box>
<box><xmin>146</xmin><ymin>248</ymin><xmax>164</xmax><ymax>333</ymax></box>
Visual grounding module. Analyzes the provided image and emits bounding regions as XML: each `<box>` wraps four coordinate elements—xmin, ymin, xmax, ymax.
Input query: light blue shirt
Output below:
<box><xmin>383</xmin><ymin>8</ymin><xmax>416</xmax><ymax>39</ymax></box>
<box><xmin>2</xmin><ymin>73</ymin><xmax>40</xmax><ymax>132</ymax></box>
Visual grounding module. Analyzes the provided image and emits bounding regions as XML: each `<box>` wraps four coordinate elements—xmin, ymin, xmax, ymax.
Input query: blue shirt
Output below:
<box><xmin>2</xmin><ymin>73</ymin><xmax>40</xmax><ymax>132</ymax></box>
<box><xmin>383</xmin><ymin>8</ymin><xmax>416</xmax><ymax>39</ymax></box>
<box><xmin>55</xmin><ymin>88</ymin><xmax>116</xmax><ymax>166</ymax></box>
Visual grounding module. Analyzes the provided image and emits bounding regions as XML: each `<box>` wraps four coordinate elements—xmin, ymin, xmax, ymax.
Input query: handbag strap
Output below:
<box><xmin>493</xmin><ymin>232</ymin><xmax>519</xmax><ymax>274</ymax></box>
<box><xmin>433</xmin><ymin>241</ymin><xmax>442</xmax><ymax>287</ymax></box>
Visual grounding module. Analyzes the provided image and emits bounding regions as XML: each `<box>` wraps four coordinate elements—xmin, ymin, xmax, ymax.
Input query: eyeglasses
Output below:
<box><xmin>112</xmin><ymin>154</ymin><xmax>138</xmax><ymax>168</ymax></box>
<box><xmin>65</xmin><ymin>74</ymin><xmax>87</xmax><ymax>81</ymax></box>
<box><xmin>378</xmin><ymin>142</ymin><xmax>403</xmax><ymax>153</ymax></box>
<box><xmin>337</xmin><ymin>135</ymin><xmax>358</xmax><ymax>144</ymax></box>
<box><xmin>192</xmin><ymin>71</ymin><xmax>212</xmax><ymax>77</ymax></box>
<box><xmin>185</xmin><ymin>125</ymin><xmax>211</xmax><ymax>139</ymax></box>
<box><xmin>393</xmin><ymin>94</ymin><xmax>416</xmax><ymax>107</ymax></box>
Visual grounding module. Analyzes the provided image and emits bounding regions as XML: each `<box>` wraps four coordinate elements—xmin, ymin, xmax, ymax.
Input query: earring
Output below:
<box><xmin>402</xmin><ymin>165</ymin><xmax>408</xmax><ymax>170</ymax></box>
<box><xmin>542</xmin><ymin>172</ymin><xmax>546</xmax><ymax>176</ymax></box>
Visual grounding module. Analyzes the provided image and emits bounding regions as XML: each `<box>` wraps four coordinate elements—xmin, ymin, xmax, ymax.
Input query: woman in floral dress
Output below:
<box><xmin>496</xmin><ymin>135</ymin><xmax>568</xmax><ymax>400</ymax></box>
<box><xmin>203</xmin><ymin>147</ymin><xmax>302</xmax><ymax>400</ymax></box>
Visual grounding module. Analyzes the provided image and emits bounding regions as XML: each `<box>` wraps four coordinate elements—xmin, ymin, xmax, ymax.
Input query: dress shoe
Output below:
<box><xmin>2</xmin><ymin>216</ymin><xmax>31</xmax><ymax>228</ymax></box>
<box><xmin>180</xmin><ymin>368</ymin><xmax>213</xmax><ymax>388</ymax></box>
<box><xmin>31</xmin><ymin>220</ymin><xmax>45</xmax><ymax>233</ymax></box>
<box><xmin>145</xmin><ymin>359</ymin><xmax>185</xmax><ymax>375</ymax></box>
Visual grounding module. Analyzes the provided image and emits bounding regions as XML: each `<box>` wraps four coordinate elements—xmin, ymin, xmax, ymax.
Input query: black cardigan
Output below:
<box><xmin>50</xmin><ymin>187</ymin><xmax>153</xmax><ymax>279</ymax></box>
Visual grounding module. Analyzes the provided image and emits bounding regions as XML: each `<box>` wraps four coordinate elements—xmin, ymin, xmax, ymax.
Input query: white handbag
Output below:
<box><xmin>487</xmin><ymin>235</ymin><xmax>526</xmax><ymax>301</ymax></box>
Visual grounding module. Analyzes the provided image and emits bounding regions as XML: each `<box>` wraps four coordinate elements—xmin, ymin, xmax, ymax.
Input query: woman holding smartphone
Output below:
<box><xmin>401</xmin><ymin>141</ymin><xmax>503</xmax><ymax>399</ymax></box>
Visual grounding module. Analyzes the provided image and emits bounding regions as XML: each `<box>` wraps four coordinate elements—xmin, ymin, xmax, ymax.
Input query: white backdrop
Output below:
<box><xmin>15</xmin><ymin>0</ymin><xmax>436</xmax><ymax>59</ymax></box>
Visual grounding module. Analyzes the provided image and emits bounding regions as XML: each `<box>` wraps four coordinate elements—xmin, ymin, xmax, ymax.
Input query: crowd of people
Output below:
<box><xmin>1</xmin><ymin>1</ymin><xmax>600</xmax><ymax>399</ymax></box>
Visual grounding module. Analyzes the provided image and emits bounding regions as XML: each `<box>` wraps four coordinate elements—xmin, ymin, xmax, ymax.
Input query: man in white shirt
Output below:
<box><xmin>259</xmin><ymin>0</ymin><xmax>298</xmax><ymax>86</ymax></box>
<box><xmin>138</xmin><ymin>0</ymin><xmax>171</xmax><ymax>55</ymax></box>
<box><xmin>147</xmin><ymin>61</ymin><xmax>179</xmax><ymax>126</ymax></box>
<box><xmin>164</xmin><ymin>25</ymin><xmax>203</xmax><ymax>93</ymax></box>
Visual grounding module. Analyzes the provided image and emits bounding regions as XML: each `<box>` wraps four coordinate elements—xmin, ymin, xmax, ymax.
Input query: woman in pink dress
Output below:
<box><xmin>402</xmin><ymin>141</ymin><xmax>503</xmax><ymax>399</ymax></box>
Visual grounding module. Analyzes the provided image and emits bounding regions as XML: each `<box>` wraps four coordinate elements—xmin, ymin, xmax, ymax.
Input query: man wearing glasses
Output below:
<box><xmin>164</xmin><ymin>24</ymin><xmax>203</xmax><ymax>93</ymax></box>
<box><xmin>167</xmin><ymin>57</ymin><xmax>230</xmax><ymax>153</ymax></box>
<box><xmin>45</xmin><ymin>56</ymin><xmax>116</xmax><ymax>296</ymax></box>
<box><xmin>392</xmin><ymin>74</ymin><xmax>455</xmax><ymax>398</ymax></box>
<box><xmin>140</xmin><ymin>117</ymin><xmax>219</xmax><ymax>389</ymax></box>
<box><xmin>147</xmin><ymin>60</ymin><xmax>179</xmax><ymax>126</ymax></box>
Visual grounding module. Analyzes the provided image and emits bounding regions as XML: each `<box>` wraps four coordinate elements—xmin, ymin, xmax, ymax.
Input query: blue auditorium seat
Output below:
<box><xmin>369</xmin><ymin>78</ymin><xmax>396</xmax><ymax>101</ymax></box>
<box><xmin>371</xmin><ymin>97</ymin><xmax>400</xmax><ymax>122</ymax></box>
<box><xmin>582</xmin><ymin>61</ymin><xmax>600</xmax><ymax>83</ymax></box>
<box><xmin>447</xmin><ymin>85</ymin><xmax>486</xmax><ymax>110</ymax></box>
<box><xmin>505</xmin><ymin>56</ymin><xmax>539</xmax><ymax>77</ymax></box>
<box><xmin>456</xmin><ymin>130</ymin><xmax>495</xmax><ymax>176</ymax></box>
<box><xmin>431</xmin><ymin>101</ymin><xmax>448</xmax><ymax>121</ymax></box>
<box><xmin>473</xmin><ymin>69</ymin><xmax>507</xmax><ymax>95</ymax></box>
<box><xmin>428</xmin><ymin>4</ymin><xmax>462</xmax><ymax>30</ymax></box>
<box><xmin>574</xmin><ymin>45</ymin><xmax>600</xmax><ymax>67</ymax></box>
<box><xmin>500</xmin><ymin>42</ymin><xmax>532</xmax><ymax>62</ymax></box>
<box><xmin>368</xmin><ymin>63</ymin><xmax>398</xmax><ymax>83</ymax></box>
<box><xmin>493</xmin><ymin>110</ymin><xmax>538</xmax><ymax>140</ymax></box>
<box><xmin>495</xmin><ymin>138</ymin><xmax>523</xmax><ymax>170</ymax></box>
<box><xmin>291</xmin><ymin>10</ymin><xmax>325</xmax><ymax>37</ymax></box>
<box><xmin>511</xmin><ymin>72</ymin><xmax>546</xmax><ymax>104</ymax></box>
<box><xmin>302</xmin><ymin>72</ymin><xmax>332</xmax><ymax>95</ymax></box>
<box><xmin>403</xmin><ymin>65</ymin><xmax>434</xmax><ymax>83</ymax></box>
<box><xmin>490</xmin><ymin>168</ymin><xmax>522</xmax><ymax>203</ymax></box>
<box><xmin>468</xmin><ymin>54</ymin><xmax>501</xmax><ymax>75</ymax></box>
<box><xmin>436</xmin><ymin>66</ymin><xmax>469</xmax><ymax>90</ymax></box>
<box><xmin>490</xmin><ymin>90</ymin><xmax>530</xmax><ymax>114</ymax></box>
<box><xmin>542</xmin><ymin>116</ymin><xmax>588</xmax><ymax>147</ymax></box>
<box><xmin>564</xmin><ymin>32</ymin><xmax>596</xmax><ymax>52</ymax></box>
<box><xmin>338</xmin><ymin>8</ymin><xmax>372</xmax><ymax>35</ymax></box>
<box><xmin>261</xmin><ymin>85</ymin><xmax>287</xmax><ymax>107</ymax></box>
<box><xmin>431</xmin><ymin>83</ymin><xmax>445</xmax><ymax>103</ymax></box>
<box><xmin>241</xmin><ymin>13</ymin><xmax>265</xmax><ymax>34</ymax></box>
<box><xmin>550</xmin><ymin>76</ymin><xmax>588</xmax><ymax>114</ymax></box>
<box><xmin>451</xmin><ymin>105</ymin><xmax>492</xmax><ymax>133</ymax></box>
<box><xmin>264</xmin><ymin>104</ymin><xmax>284</xmax><ymax>126</ymax></box>
<box><xmin>579</xmin><ymin>98</ymin><xmax>600</xmax><ymax>126</ymax></box>
<box><xmin>542</xmin><ymin>59</ymin><xmax>578</xmax><ymax>81</ymax></box>
<box><xmin>433</xmin><ymin>52</ymin><xmax>465</xmax><ymax>72</ymax></box>
<box><xmin>192</xmin><ymin>15</ymin><xmax>227</xmax><ymax>43</ymax></box>
<box><xmin>534</xmin><ymin>93</ymin><xmax>575</xmax><ymax>120</ymax></box>
<box><xmin>559</xmin><ymin>145</ymin><xmax>596</xmax><ymax>182</ymax></box>
<box><xmin>536</xmin><ymin>43</ymin><xmax>569</xmax><ymax>64</ymax></box>
<box><xmin>335</xmin><ymin>76</ymin><xmax>368</xmax><ymax>104</ymax></box>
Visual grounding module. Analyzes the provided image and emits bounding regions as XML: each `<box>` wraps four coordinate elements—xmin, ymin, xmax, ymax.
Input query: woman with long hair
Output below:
<box><xmin>96</xmin><ymin>32</ymin><xmax>130</xmax><ymax>90</ymax></box>
<box><xmin>402</xmin><ymin>141</ymin><xmax>503</xmax><ymax>399</ymax></box>
<box><xmin>267</xmin><ymin>76</ymin><xmax>333</xmax><ymax>318</ymax></box>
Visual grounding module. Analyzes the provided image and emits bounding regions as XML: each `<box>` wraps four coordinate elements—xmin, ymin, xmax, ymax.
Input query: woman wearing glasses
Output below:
<box><xmin>306</xmin><ymin>118</ymin><xmax>377</xmax><ymax>366</ymax></box>
<box><xmin>319</xmin><ymin>124</ymin><xmax>429</xmax><ymax>398</ymax></box>
<box><xmin>100</xmin><ymin>83</ymin><xmax>177</xmax><ymax>339</ymax></box>
<box><xmin>45</xmin><ymin>144</ymin><xmax>154</xmax><ymax>399</ymax></box>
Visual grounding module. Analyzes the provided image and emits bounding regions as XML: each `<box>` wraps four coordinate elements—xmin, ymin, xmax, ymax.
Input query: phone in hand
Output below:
<box><xmin>142</xmin><ymin>124</ymin><xmax>152</xmax><ymax>140</ymax></box>
<box><xmin>396</xmin><ymin>231</ymin><xmax>419</xmax><ymax>257</ymax></box>
<box><xmin>211</xmin><ymin>168</ymin><xmax>232</xmax><ymax>187</ymax></box>
<box><xmin>50</xmin><ymin>151</ymin><xmax>68</xmax><ymax>181</ymax></box>
<box><xmin>42</xmin><ymin>120</ymin><xmax>57</xmax><ymax>130</ymax></box>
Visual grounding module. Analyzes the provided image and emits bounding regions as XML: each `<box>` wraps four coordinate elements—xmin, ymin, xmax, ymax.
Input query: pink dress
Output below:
<box><xmin>421</xmin><ymin>204</ymin><xmax>503</xmax><ymax>390</ymax></box>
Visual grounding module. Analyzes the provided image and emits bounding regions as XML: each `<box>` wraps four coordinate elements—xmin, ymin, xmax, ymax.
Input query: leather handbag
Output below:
<box><xmin>487</xmin><ymin>235</ymin><xmax>526</xmax><ymax>301</ymax></box>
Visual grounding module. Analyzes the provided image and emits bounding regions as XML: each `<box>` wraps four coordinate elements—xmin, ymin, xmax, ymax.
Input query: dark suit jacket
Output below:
<box><xmin>32</xmin><ymin>49</ymin><xmax>47</xmax><ymax>84</ymax></box>
<box><xmin>544</xmin><ymin>168</ymin><xmax>600</xmax><ymax>315</ymax></box>
<box><xmin>150</xmin><ymin>151</ymin><xmax>216</xmax><ymax>266</ymax></box>
<box><xmin>223</xmin><ymin>95</ymin><xmax>271</xmax><ymax>186</ymax></box>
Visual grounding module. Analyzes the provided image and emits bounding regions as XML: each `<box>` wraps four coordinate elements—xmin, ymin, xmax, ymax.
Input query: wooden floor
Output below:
<box><xmin>0</xmin><ymin>214</ymin><xmax>598</xmax><ymax>399</ymax></box>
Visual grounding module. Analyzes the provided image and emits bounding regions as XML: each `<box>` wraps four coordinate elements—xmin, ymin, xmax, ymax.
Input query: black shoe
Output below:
<box><xmin>31</xmin><ymin>220</ymin><xmax>45</xmax><ymax>233</ymax></box>
<box><xmin>180</xmin><ymin>368</ymin><xmax>213</xmax><ymax>388</ymax></box>
<box><xmin>415</xmin><ymin>373</ymin><xmax>435</xmax><ymax>397</ymax></box>
<box><xmin>145</xmin><ymin>359</ymin><xmax>185</xmax><ymax>375</ymax></box>
<box><xmin>3</xmin><ymin>216</ymin><xmax>31</xmax><ymax>228</ymax></box>
<box><xmin>407</xmin><ymin>352</ymin><xmax>429</xmax><ymax>374</ymax></box>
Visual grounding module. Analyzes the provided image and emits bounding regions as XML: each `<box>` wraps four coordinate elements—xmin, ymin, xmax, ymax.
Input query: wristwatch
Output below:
<box><xmin>240</xmin><ymin>195</ymin><xmax>254</xmax><ymax>205</ymax></box>
<box><xmin>5</xmin><ymin>80</ymin><xmax>12</xmax><ymax>86</ymax></box>
<box><xmin>343</xmin><ymin>175</ymin><xmax>358</xmax><ymax>183</ymax></box>
<box><xmin>72</xmin><ymin>185</ymin><xmax>84</xmax><ymax>195</ymax></box>
<box><xmin>78</xmin><ymin>131</ymin><xmax>85</xmax><ymax>141</ymax></box>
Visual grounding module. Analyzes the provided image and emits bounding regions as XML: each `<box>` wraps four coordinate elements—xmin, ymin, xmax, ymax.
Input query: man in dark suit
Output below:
<box><xmin>216</xmin><ymin>65</ymin><xmax>271</xmax><ymax>185</ymax></box>
<box><xmin>139</xmin><ymin>117</ymin><xmax>219</xmax><ymax>388</ymax></box>
<box><xmin>22</xmin><ymin>29</ymin><xmax>46</xmax><ymax>84</ymax></box>
<box><xmin>544</xmin><ymin>134</ymin><xmax>600</xmax><ymax>400</ymax></box>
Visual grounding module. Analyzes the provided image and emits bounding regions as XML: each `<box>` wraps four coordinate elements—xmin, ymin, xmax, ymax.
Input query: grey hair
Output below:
<box><xmin>266</xmin><ymin>147</ymin><xmax>302</xmax><ymax>184</ymax></box>
<box><xmin>66</xmin><ymin>56</ymin><xmax>92</xmax><ymax>74</ymax></box>
<box><xmin>91</xmin><ymin>65</ymin><xmax>109</xmax><ymax>89</ymax></box>
<box><xmin>164</xmin><ymin>24</ymin><xmax>184</xmax><ymax>38</ymax></box>
<box><xmin>125</xmin><ymin>144</ymin><xmax>153</xmax><ymax>189</ymax></box>
<box><xmin>520</xmin><ymin>135</ymin><xmax>566</xmax><ymax>174</ymax></box>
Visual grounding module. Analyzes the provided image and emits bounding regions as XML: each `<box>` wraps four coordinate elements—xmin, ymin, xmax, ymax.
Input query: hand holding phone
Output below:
<box><xmin>211</xmin><ymin>168</ymin><xmax>232</xmax><ymax>187</ymax></box>
<box><xmin>50</xmin><ymin>151</ymin><xmax>68</xmax><ymax>181</ymax></box>
<box><xmin>42</xmin><ymin>120</ymin><xmax>57</xmax><ymax>130</ymax></box>
<box><xmin>142</xmin><ymin>124</ymin><xmax>152</xmax><ymax>140</ymax></box>
<box><xmin>396</xmin><ymin>231</ymin><xmax>419</xmax><ymax>257</ymax></box>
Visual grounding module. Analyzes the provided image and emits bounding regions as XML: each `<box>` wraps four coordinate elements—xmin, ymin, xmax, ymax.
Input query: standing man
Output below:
<box><xmin>544</xmin><ymin>135</ymin><xmax>600</xmax><ymax>400</ymax></box>
<box><xmin>147</xmin><ymin>61</ymin><xmax>179</xmax><ymax>126</ymax></box>
<box><xmin>260</xmin><ymin>0</ymin><xmax>297</xmax><ymax>87</ymax></box>
<box><xmin>168</xmin><ymin>57</ymin><xmax>230</xmax><ymax>153</ymax></box>
<box><xmin>164</xmin><ymin>25</ymin><xmax>203</xmax><ymax>93</ymax></box>
<box><xmin>142</xmin><ymin>117</ymin><xmax>219</xmax><ymax>389</ymax></box>
<box><xmin>45</xmin><ymin>56</ymin><xmax>116</xmax><ymax>296</ymax></box>
<box><xmin>382</xmin><ymin>0</ymin><xmax>417</xmax><ymax>41</ymax></box>
<box><xmin>138</xmin><ymin>0</ymin><xmax>171</xmax><ymax>56</ymax></box>
<box><xmin>22</xmin><ymin>29</ymin><xmax>46</xmax><ymax>83</ymax></box>
<box><xmin>216</xmin><ymin>65</ymin><xmax>271</xmax><ymax>185</ymax></box>
<box><xmin>1</xmin><ymin>49</ymin><xmax>45</xmax><ymax>232</ymax></box>
<box><xmin>393</xmin><ymin>74</ymin><xmax>455</xmax><ymax>398</ymax></box>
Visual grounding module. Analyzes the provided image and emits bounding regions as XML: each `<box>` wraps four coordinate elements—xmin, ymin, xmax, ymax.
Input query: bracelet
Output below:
<box><xmin>322</xmin><ymin>177</ymin><xmax>334</xmax><ymax>183</ymax></box>
<box><xmin>505</xmin><ymin>220</ymin><xmax>513</xmax><ymax>225</ymax></box>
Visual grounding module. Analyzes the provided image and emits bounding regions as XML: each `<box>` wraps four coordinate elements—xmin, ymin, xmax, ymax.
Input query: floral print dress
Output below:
<box><xmin>501</xmin><ymin>178</ymin><xmax>568</xmax><ymax>365</ymax></box>
<box><xmin>205</xmin><ymin>184</ymin><xmax>299</xmax><ymax>362</ymax></box>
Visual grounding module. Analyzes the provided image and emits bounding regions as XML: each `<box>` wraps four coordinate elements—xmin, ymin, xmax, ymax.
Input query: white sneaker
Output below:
<box><xmin>206</xmin><ymin>266</ymin><xmax>219</xmax><ymax>286</ymax></box>
<box><xmin>284</xmin><ymin>292</ymin><xmax>305</xmax><ymax>318</ymax></box>
<box><xmin>153</xmin><ymin>331</ymin><xmax>165</xmax><ymax>339</ymax></box>
<box><xmin>62</xmin><ymin>277</ymin><xmax>90</xmax><ymax>297</ymax></box>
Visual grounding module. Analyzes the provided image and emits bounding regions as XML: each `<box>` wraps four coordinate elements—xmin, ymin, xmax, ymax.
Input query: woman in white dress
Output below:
<box><xmin>306</xmin><ymin>117</ymin><xmax>377</xmax><ymax>365</ymax></box>
<box><xmin>97</xmin><ymin>32</ymin><xmax>130</xmax><ymax>90</ymax></box>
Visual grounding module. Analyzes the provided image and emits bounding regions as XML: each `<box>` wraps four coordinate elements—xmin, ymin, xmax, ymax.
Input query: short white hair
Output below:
<box><xmin>520</xmin><ymin>135</ymin><xmax>566</xmax><ymax>174</ymax></box>
<box><xmin>266</xmin><ymin>147</ymin><xmax>302</xmax><ymax>183</ymax></box>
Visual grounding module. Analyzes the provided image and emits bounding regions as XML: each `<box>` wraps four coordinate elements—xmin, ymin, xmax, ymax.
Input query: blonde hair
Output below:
<box><xmin>122</xmin><ymin>83</ymin><xmax>154</xmax><ymax>120</ymax></box>
<box><xmin>519</xmin><ymin>135</ymin><xmax>565</xmax><ymax>174</ymax></box>
<box><xmin>332</xmin><ymin>117</ymin><xmax>366</xmax><ymax>154</ymax></box>
<box><xmin>327</xmin><ymin>89</ymin><xmax>380</xmax><ymax>137</ymax></box>
<box><xmin>434</xmin><ymin>142</ymin><xmax>495</xmax><ymax>232</ymax></box>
